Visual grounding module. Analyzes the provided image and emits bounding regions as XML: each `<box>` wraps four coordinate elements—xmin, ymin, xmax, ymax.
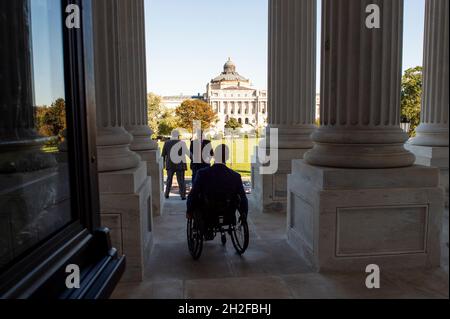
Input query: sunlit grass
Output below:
<box><xmin>158</xmin><ymin>137</ymin><xmax>259</xmax><ymax>177</ymax></box>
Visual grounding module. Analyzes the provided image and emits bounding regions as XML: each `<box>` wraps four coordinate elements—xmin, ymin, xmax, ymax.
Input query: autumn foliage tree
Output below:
<box><xmin>35</xmin><ymin>98</ymin><xmax>67</xmax><ymax>143</ymax></box>
<box><xmin>175</xmin><ymin>99</ymin><xmax>217</xmax><ymax>132</ymax></box>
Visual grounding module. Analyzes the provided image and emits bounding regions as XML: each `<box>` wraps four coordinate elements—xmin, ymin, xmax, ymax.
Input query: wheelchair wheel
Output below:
<box><xmin>231</xmin><ymin>215</ymin><xmax>249</xmax><ymax>255</ymax></box>
<box><xmin>187</xmin><ymin>218</ymin><xmax>203</xmax><ymax>260</ymax></box>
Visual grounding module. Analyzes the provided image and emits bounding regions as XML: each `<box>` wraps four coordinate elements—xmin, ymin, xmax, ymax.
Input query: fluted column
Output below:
<box><xmin>267</xmin><ymin>0</ymin><xmax>316</xmax><ymax>148</ymax></box>
<box><xmin>304</xmin><ymin>0</ymin><xmax>415</xmax><ymax>168</ymax></box>
<box><xmin>120</xmin><ymin>0</ymin><xmax>157</xmax><ymax>151</ymax></box>
<box><xmin>410</xmin><ymin>0</ymin><xmax>449</xmax><ymax>146</ymax></box>
<box><xmin>0</xmin><ymin>0</ymin><xmax>55</xmax><ymax>172</ymax></box>
<box><xmin>92</xmin><ymin>0</ymin><xmax>140</xmax><ymax>172</ymax></box>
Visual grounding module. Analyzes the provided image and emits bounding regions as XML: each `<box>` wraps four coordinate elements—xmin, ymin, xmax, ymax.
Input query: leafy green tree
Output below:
<box><xmin>401</xmin><ymin>66</ymin><xmax>422</xmax><ymax>137</ymax></box>
<box><xmin>225</xmin><ymin>118</ymin><xmax>242</xmax><ymax>130</ymax></box>
<box><xmin>158</xmin><ymin>109</ymin><xmax>178</xmax><ymax>136</ymax></box>
<box><xmin>147</xmin><ymin>92</ymin><xmax>162</xmax><ymax>136</ymax></box>
<box><xmin>175</xmin><ymin>99</ymin><xmax>217</xmax><ymax>132</ymax></box>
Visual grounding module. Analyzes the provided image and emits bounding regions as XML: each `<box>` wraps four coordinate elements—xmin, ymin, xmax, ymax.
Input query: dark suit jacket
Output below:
<box><xmin>189</xmin><ymin>139</ymin><xmax>213</xmax><ymax>170</ymax></box>
<box><xmin>187</xmin><ymin>164</ymin><xmax>248</xmax><ymax>216</ymax></box>
<box><xmin>161</xmin><ymin>139</ymin><xmax>188</xmax><ymax>171</ymax></box>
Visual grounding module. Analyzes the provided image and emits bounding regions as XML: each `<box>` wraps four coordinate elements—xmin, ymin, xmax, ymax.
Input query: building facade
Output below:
<box><xmin>205</xmin><ymin>58</ymin><xmax>268</xmax><ymax>133</ymax></box>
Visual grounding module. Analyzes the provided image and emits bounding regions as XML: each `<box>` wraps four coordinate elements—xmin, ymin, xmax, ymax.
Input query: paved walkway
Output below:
<box><xmin>111</xmin><ymin>194</ymin><xmax>449</xmax><ymax>299</ymax></box>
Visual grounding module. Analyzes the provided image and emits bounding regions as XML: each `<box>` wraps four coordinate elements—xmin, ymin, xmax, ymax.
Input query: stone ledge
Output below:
<box><xmin>98</xmin><ymin>161</ymin><xmax>148</xmax><ymax>194</ymax></box>
<box><xmin>291</xmin><ymin>160</ymin><xmax>440</xmax><ymax>190</ymax></box>
<box><xmin>405</xmin><ymin>144</ymin><xmax>449</xmax><ymax>168</ymax></box>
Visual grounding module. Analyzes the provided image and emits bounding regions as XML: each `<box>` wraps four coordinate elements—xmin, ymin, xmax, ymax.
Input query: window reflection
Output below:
<box><xmin>0</xmin><ymin>0</ymin><xmax>72</xmax><ymax>270</ymax></box>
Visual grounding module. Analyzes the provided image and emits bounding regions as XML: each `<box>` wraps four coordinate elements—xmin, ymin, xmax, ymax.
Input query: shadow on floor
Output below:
<box><xmin>111</xmin><ymin>195</ymin><xmax>449</xmax><ymax>299</ymax></box>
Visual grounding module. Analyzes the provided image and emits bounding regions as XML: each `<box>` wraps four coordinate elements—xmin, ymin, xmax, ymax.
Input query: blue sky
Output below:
<box><xmin>145</xmin><ymin>0</ymin><xmax>426</xmax><ymax>96</ymax></box>
<box><xmin>31</xmin><ymin>0</ymin><xmax>426</xmax><ymax>105</ymax></box>
<box><xmin>31</xmin><ymin>0</ymin><xmax>65</xmax><ymax>106</ymax></box>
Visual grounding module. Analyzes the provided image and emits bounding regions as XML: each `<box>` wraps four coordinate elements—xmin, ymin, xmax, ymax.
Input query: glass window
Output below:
<box><xmin>0</xmin><ymin>0</ymin><xmax>73</xmax><ymax>270</ymax></box>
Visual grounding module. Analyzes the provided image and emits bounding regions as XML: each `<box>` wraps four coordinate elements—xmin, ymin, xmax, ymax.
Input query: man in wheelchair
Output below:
<box><xmin>186</xmin><ymin>144</ymin><xmax>249</xmax><ymax>256</ymax></box>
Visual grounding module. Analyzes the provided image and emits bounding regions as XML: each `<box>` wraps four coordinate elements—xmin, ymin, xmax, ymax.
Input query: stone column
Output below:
<box><xmin>93</xmin><ymin>0</ymin><xmax>140</xmax><ymax>172</ymax></box>
<box><xmin>304</xmin><ymin>0</ymin><xmax>414</xmax><ymax>168</ymax></box>
<box><xmin>0</xmin><ymin>0</ymin><xmax>55</xmax><ymax>172</ymax></box>
<box><xmin>288</xmin><ymin>0</ymin><xmax>443</xmax><ymax>271</ymax></box>
<box><xmin>252</xmin><ymin>0</ymin><xmax>317</xmax><ymax>214</ymax></box>
<box><xmin>119</xmin><ymin>0</ymin><xmax>164</xmax><ymax>216</ymax></box>
<box><xmin>92</xmin><ymin>0</ymin><xmax>152</xmax><ymax>282</ymax></box>
<box><xmin>407</xmin><ymin>0</ymin><xmax>449</xmax><ymax>206</ymax></box>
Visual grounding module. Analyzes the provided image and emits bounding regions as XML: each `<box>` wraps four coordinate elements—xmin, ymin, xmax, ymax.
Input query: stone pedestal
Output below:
<box><xmin>99</xmin><ymin>162</ymin><xmax>153</xmax><ymax>282</ymax></box>
<box><xmin>251</xmin><ymin>0</ymin><xmax>317</xmax><ymax>213</ymax></box>
<box><xmin>251</xmin><ymin>147</ymin><xmax>308</xmax><ymax>213</ymax></box>
<box><xmin>137</xmin><ymin>149</ymin><xmax>165</xmax><ymax>216</ymax></box>
<box><xmin>406</xmin><ymin>144</ymin><xmax>449</xmax><ymax>207</ymax></box>
<box><xmin>287</xmin><ymin>160</ymin><xmax>444</xmax><ymax>272</ymax></box>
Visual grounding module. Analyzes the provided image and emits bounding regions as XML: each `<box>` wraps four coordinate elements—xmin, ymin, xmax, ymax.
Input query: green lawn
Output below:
<box><xmin>158</xmin><ymin>137</ymin><xmax>259</xmax><ymax>177</ymax></box>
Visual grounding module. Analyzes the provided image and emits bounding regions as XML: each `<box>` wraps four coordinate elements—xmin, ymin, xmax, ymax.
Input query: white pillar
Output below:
<box><xmin>252</xmin><ymin>0</ymin><xmax>317</xmax><ymax>213</ymax></box>
<box><xmin>93</xmin><ymin>0</ymin><xmax>140</xmax><ymax>172</ymax></box>
<box><xmin>267</xmin><ymin>0</ymin><xmax>316</xmax><ymax>148</ymax></box>
<box><xmin>288</xmin><ymin>0</ymin><xmax>443</xmax><ymax>272</ymax></box>
<box><xmin>119</xmin><ymin>0</ymin><xmax>164</xmax><ymax>216</ymax></box>
<box><xmin>408</xmin><ymin>0</ymin><xmax>449</xmax><ymax>206</ymax></box>
<box><xmin>121</xmin><ymin>0</ymin><xmax>158</xmax><ymax>152</ymax></box>
<box><xmin>92</xmin><ymin>0</ymin><xmax>152</xmax><ymax>281</ymax></box>
<box><xmin>304</xmin><ymin>0</ymin><xmax>415</xmax><ymax>168</ymax></box>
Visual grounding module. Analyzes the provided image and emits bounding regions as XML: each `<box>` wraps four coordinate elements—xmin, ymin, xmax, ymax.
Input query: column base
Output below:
<box><xmin>287</xmin><ymin>160</ymin><xmax>444</xmax><ymax>272</ymax></box>
<box><xmin>98</xmin><ymin>162</ymin><xmax>153</xmax><ymax>282</ymax></box>
<box><xmin>136</xmin><ymin>149</ymin><xmax>165</xmax><ymax>216</ymax></box>
<box><xmin>406</xmin><ymin>144</ymin><xmax>449</xmax><ymax>207</ymax></box>
<box><xmin>251</xmin><ymin>146</ymin><xmax>309</xmax><ymax>214</ymax></box>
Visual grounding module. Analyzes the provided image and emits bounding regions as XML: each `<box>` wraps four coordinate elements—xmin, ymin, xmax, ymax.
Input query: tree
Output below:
<box><xmin>401</xmin><ymin>66</ymin><xmax>422</xmax><ymax>137</ymax></box>
<box><xmin>35</xmin><ymin>98</ymin><xmax>66</xmax><ymax>143</ymax></box>
<box><xmin>158</xmin><ymin>109</ymin><xmax>178</xmax><ymax>136</ymax></box>
<box><xmin>147</xmin><ymin>92</ymin><xmax>162</xmax><ymax>136</ymax></box>
<box><xmin>175</xmin><ymin>99</ymin><xmax>217</xmax><ymax>132</ymax></box>
<box><xmin>225</xmin><ymin>118</ymin><xmax>242</xmax><ymax>130</ymax></box>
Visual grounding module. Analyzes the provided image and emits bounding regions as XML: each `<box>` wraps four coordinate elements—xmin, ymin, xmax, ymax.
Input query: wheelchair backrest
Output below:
<box><xmin>201</xmin><ymin>192</ymin><xmax>240</xmax><ymax>216</ymax></box>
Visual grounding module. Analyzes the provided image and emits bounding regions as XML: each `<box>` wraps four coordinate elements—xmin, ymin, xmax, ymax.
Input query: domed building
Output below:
<box><xmin>205</xmin><ymin>58</ymin><xmax>268</xmax><ymax>134</ymax></box>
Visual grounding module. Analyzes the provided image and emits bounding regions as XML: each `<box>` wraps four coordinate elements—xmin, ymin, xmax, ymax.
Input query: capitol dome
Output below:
<box><xmin>223</xmin><ymin>57</ymin><xmax>236</xmax><ymax>73</ymax></box>
<box><xmin>211</xmin><ymin>57</ymin><xmax>249</xmax><ymax>83</ymax></box>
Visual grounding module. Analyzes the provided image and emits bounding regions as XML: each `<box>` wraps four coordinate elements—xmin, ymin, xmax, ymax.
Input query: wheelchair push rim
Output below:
<box><xmin>187</xmin><ymin>218</ymin><xmax>203</xmax><ymax>260</ymax></box>
<box><xmin>230</xmin><ymin>215</ymin><xmax>249</xmax><ymax>255</ymax></box>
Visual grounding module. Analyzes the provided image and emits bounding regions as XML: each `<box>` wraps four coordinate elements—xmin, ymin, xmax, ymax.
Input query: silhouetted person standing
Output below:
<box><xmin>189</xmin><ymin>130</ymin><xmax>213</xmax><ymax>184</ymax></box>
<box><xmin>162</xmin><ymin>130</ymin><xmax>187</xmax><ymax>200</ymax></box>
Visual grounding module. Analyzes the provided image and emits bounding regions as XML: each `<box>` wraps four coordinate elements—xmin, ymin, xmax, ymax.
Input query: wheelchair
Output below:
<box><xmin>187</xmin><ymin>193</ymin><xmax>249</xmax><ymax>260</ymax></box>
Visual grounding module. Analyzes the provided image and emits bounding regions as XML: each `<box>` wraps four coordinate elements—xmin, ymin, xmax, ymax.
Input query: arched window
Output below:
<box><xmin>238</xmin><ymin>118</ymin><xmax>242</xmax><ymax>124</ymax></box>
<box><xmin>245</xmin><ymin>118</ymin><xmax>249</xmax><ymax>124</ymax></box>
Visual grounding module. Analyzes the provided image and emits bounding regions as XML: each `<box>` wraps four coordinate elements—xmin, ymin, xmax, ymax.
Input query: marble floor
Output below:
<box><xmin>111</xmin><ymin>194</ymin><xmax>449</xmax><ymax>299</ymax></box>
